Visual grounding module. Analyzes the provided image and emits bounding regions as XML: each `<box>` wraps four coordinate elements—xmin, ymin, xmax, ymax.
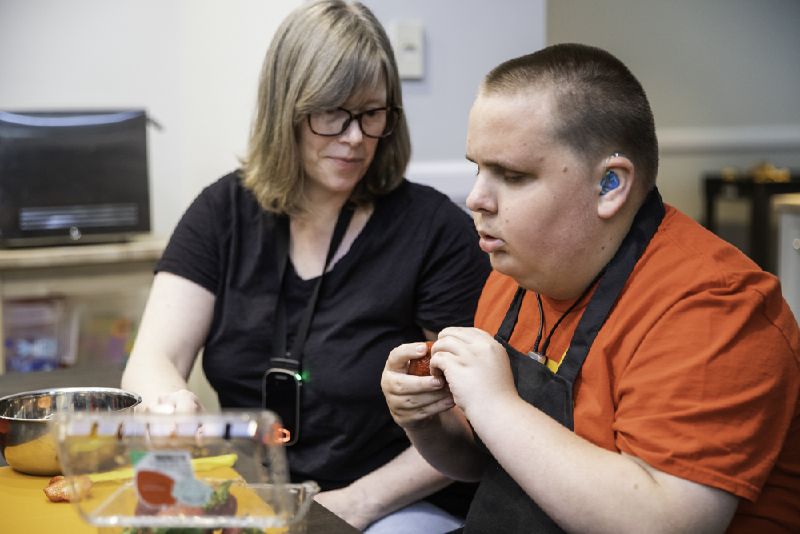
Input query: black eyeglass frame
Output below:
<box><xmin>307</xmin><ymin>106</ymin><xmax>402</xmax><ymax>139</ymax></box>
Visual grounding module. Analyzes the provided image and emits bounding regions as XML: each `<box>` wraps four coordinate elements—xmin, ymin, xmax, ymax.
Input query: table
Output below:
<box><xmin>703</xmin><ymin>173</ymin><xmax>800</xmax><ymax>272</ymax></box>
<box><xmin>0</xmin><ymin>369</ymin><xmax>358</xmax><ymax>533</ymax></box>
<box><xmin>0</xmin><ymin>466</ymin><xmax>357</xmax><ymax>533</ymax></box>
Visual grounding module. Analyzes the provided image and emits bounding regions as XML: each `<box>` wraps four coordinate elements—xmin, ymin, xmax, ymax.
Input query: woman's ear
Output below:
<box><xmin>597</xmin><ymin>153</ymin><xmax>634</xmax><ymax>219</ymax></box>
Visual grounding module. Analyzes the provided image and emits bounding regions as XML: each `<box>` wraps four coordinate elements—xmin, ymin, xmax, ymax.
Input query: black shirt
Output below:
<box><xmin>157</xmin><ymin>171</ymin><xmax>490</xmax><ymax>490</ymax></box>
<box><xmin>282</xmin><ymin>262</ymin><xmax>316</xmax><ymax>356</ymax></box>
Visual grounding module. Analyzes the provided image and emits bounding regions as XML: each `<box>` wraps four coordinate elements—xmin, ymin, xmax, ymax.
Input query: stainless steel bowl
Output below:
<box><xmin>0</xmin><ymin>387</ymin><xmax>141</xmax><ymax>475</ymax></box>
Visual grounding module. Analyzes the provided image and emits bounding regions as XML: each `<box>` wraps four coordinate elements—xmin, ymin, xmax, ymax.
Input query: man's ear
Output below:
<box><xmin>597</xmin><ymin>153</ymin><xmax>634</xmax><ymax>219</ymax></box>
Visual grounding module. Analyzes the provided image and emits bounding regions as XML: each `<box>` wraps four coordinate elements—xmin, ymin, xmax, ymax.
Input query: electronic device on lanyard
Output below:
<box><xmin>263</xmin><ymin>204</ymin><xmax>354</xmax><ymax>446</ymax></box>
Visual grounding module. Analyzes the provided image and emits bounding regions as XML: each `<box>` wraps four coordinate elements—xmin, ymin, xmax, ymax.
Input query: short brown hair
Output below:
<box><xmin>242</xmin><ymin>0</ymin><xmax>411</xmax><ymax>214</ymax></box>
<box><xmin>482</xmin><ymin>43</ymin><xmax>658</xmax><ymax>189</ymax></box>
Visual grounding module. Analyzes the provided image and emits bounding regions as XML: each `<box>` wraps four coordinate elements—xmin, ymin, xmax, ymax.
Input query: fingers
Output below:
<box><xmin>432</xmin><ymin>327</ymin><xmax>499</xmax><ymax>367</ymax></box>
<box><xmin>386</xmin><ymin>341</ymin><xmax>430</xmax><ymax>372</ymax></box>
<box><xmin>382</xmin><ymin>344</ymin><xmax>453</xmax><ymax>427</ymax></box>
<box><xmin>141</xmin><ymin>390</ymin><xmax>203</xmax><ymax>414</ymax></box>
<box><xmin>436</xmin><ymin>326</ymin><xmax>480</xmax><ymax>344</ymax></box>
<box><xmin>436</xmin><ymin>326</ymin><xmax>493</xmax><ymax>348</ymax></box>
<box><xmin>171</xmin><ymin>390</ymin><xmax>203</xmax><ymax>413</ymax></box>
<box><xmin>428</xmin><ymin>329</ymin><xmax>477</xmax><ymax>376</ymax></box>
<box><xmin>386</xmin><ymin>389</ymin><xmax>455</xmax><ymax>426</ymax></box>
<box><xmin>381</xmin><ymin>357</ymin><xmax>445</xmax><ymax>396</ymax></box>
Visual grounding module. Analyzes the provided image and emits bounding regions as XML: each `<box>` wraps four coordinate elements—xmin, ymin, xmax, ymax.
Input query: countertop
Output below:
<box><xmin>0</xmin><ymin>235</ymin><xmax>166</xmax><ymax>270</ymax></box>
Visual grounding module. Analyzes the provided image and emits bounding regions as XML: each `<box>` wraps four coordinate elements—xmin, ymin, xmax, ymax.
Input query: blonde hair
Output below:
<box><xmin>241</xmin><ymin>0</ymin><xmax>411</xmax><ymax>214</ymax></box>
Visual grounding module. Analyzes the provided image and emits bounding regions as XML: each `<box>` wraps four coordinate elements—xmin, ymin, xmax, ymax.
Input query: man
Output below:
<box><xmin>381</xmin><ymin>43</ymin><xmax>800</xmax><ymax>533</ymax></box>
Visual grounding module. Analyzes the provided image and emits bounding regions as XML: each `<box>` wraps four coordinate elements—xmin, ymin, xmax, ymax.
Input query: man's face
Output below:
<box><xmin>465</xmin><ymin>89</ymin><xmax>602</xmax><ymax>299</ymax></box>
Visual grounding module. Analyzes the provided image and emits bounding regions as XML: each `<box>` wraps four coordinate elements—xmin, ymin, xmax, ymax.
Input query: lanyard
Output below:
<box><xmin>556</xmin><ymin>188</ymin><xmax>665</xmax><ymax>384</ymax></box>
<box><xmin>270</xmin><ymin>204</ymin><xmax>355</xmax><ymax>371</ymax></box>
<box><xmin>466</xmin><ymin>189</ymin><xmax>666</xmax><ymax>534</ymax></box>
<box><xmin>495</xmin><ymin>188</ymin><xmax>665</xmax><ymax>379</ymax></box>
<box><xmin>528</xmin><ymin>280</ymin><xmax>596</xmax><ymax>363</ymax></box>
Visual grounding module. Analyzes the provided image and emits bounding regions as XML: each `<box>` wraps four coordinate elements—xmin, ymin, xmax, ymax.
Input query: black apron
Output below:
<box><xmin>462</xmin><ymin>188</ymin><xmax>665</xmax><ymax>533</ymax></box>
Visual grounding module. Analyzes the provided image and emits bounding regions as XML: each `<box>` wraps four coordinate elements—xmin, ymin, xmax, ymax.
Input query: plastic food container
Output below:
<box><xmin>50</xmin><ymin>410</ymin><xmax>319</xmax><ymax>533</ymax></box>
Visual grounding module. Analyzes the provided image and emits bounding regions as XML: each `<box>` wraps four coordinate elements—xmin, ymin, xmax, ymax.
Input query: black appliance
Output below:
<box><xmin>0</xmin><ymin>109</ymin><xmax>151</xmax><ymax>247</ymax></box>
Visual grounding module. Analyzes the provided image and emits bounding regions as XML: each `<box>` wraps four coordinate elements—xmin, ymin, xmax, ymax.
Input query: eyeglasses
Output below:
<box><xmin>307</xmin><ymin>106</ymin><xmax>400</xmax><ymax>139</ymax></box>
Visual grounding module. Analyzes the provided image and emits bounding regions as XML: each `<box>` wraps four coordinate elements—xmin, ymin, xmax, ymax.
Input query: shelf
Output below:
<box><xmin>0</xmin><ymin>235</ymin><xmax>166</xmax><ymax>270</ymax></box>
<box><xmin>703</xmin><ymin>174</ymin><xmax>800</xmax><ymax>273</ymax></box>
<box><xmin>0</xmin><ymin>236</ymin><xmax>166</xmax><ymax>376</ymax></box>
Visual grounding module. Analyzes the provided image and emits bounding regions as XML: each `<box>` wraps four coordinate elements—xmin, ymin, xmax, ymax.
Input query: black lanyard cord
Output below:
<box><xmin>271</xmin><ymin>203</ymin><xmax>355</xmax><ymax>370</ymax></box>
<box><xmin>532</xmin><ymin>273</ymin><xmax>600</xmax><ymax>359</ymax></box>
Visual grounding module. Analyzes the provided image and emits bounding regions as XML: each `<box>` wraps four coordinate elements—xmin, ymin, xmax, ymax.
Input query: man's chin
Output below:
<box><xmin>489</xmin><ymin>255</ymin><xmax>519</xmax><ymax>279</ymax></box>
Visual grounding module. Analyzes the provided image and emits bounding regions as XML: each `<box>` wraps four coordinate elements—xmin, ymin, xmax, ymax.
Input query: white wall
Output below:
<box><xmin>0</xmin><ymin>0</ymin><xmax>299</xmax><ymax>237</ymax></box>
<box><xmin>12</xmin><ymin>1</ymin><xmax>794</xmax><ymax>238</ymax></box>
<box><xmin>0</xmin><ymin>0</ymin><xmax>545</xmax><ymax>230</ymax></box>
<box><xmin>548</xmin><ymin>0</ymin><xmax>800</xmax><ymax>226</ymax></box>
<box><xmin>364</xmin><ymin>0</ymin><xmax>547</xmax><ymax>204</ymax></box>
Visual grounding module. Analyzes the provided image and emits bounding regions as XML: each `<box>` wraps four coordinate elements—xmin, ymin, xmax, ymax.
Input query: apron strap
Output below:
<box><xmin>496</xmin><ymin>286</ymin><xmax>527</xmax><ymax>342</ymax></box>
<box><xmin>557</xmin><ymin>188</ymin><xmax>665</xmax><ymax>384</ymax></box>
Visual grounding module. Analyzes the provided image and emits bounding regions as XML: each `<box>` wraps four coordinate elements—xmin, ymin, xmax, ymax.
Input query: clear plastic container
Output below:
<box><xmin>4</xmin><ymin>297</ymin><xmax>79</xmax><ymax>372</ymax></box>
<box><xmin>50</xmin><ymin>410</ymin><xmax>319</xmax><ymax>532</ymax></box>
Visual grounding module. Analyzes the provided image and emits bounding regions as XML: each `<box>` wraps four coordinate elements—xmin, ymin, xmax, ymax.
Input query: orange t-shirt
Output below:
<box><xmin>474</xmin><ymin>205</ymin><xmax>800</xmax><ymax>532</ymax></box>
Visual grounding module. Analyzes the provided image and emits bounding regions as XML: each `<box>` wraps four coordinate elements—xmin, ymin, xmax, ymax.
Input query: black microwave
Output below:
<box><xmin>0</xmin><ymin>109</ymin><xmax>151</xmax><ymax>247</ymax></box>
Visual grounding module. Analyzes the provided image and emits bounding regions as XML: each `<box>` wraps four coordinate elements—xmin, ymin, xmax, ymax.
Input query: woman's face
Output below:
<box><xmin>299</xmin><ymin>81</ymin><xmax>387</xmax><ymax>204</ymax></box>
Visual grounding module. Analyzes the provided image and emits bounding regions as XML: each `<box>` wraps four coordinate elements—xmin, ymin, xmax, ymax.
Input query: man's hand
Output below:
<box><xmin>430</xmin><ymin>327</ymin><xmax>516</xmax><ymax>419</ymax></box>
<box><xmin>381</xmin><ymin>342</ymin><xmax>454</xmax><ymax>429</ymax></box>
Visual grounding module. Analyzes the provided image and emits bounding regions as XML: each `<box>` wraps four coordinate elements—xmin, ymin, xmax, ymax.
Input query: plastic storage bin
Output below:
<box><xmin>50</xmin><ymin>410</ymin><xmax>318</xmax><ymax>532</ymax></box>
<box><xmin>3</xmin><ymin>297</ymin><xmax>78</xmax><ymax>372</ymax></box>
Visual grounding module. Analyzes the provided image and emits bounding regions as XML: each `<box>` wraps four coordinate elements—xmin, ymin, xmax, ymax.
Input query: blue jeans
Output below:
<box><xmin>363</xmin><ymin>501</ymin><xmax>464</xmax><ymax>534</ymax></box>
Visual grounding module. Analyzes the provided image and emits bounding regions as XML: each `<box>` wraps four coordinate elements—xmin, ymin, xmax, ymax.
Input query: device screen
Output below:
<box><xmin>263</xmin><ymin>369</ymin><xmax>300</xmax><ymax>445</ymax></box>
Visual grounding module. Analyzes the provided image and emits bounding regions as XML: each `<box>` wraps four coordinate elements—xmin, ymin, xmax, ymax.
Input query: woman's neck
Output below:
<box><xmin>288</xmin><ymin>195</ymin><xmax>373</xmax><ymax>280</ymax></box>
<box><xmin>294</xmin><ymin>187</ymin><xmax>351</xmax><ymax>228</ymax></box>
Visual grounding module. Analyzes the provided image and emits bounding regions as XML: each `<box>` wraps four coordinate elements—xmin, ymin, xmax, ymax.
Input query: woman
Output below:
<box><xmin>121</xmin><ymin>1</ymin><xmax>490</xmax><ymax>532</ymax></box>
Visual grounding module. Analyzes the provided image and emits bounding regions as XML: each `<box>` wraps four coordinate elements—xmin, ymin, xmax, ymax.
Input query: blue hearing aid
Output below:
<box><xmin>599</xmin><ymin>170</ymin><xmax>619</xmax><ymax>195</ymax></box>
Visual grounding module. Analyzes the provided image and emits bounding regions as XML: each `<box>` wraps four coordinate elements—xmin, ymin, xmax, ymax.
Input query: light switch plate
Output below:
<box><xmin>388</xmin><ymin>19</ymin><xmax>425</xmax><ymax>80</ymax></box>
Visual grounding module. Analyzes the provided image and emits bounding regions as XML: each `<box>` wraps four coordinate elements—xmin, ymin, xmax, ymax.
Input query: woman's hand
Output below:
<box><xmin>137</xmin><ymin>388</ymin><xmax>203</xmax><ymax>414</ymax></box>
<box><xmin>381</xmin><ymin>342</ymin><xmax>454</xmax><ymax>429</ymax></box>
<box><xmin>430</xmin><ymin>327</ymin><xmax>516</xmax><ymax>420</ymax></box>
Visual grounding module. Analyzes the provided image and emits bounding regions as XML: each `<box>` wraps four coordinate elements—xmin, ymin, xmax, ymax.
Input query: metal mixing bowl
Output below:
<box><xmin>0</xmin><ymin>387</ymin><xmax>141</xmax><ymax>475</ymax></box>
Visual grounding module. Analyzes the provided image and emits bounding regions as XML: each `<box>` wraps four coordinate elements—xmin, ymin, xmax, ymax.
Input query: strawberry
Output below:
<box><xmin>407</xmin><ymin>341</ymin><xmax>434</xmax><ymax>376</ymax></box>
<box><xmin>43</xmin><ymin>475</ymin><xmax>93</xmax><ymax>503</ymax></box>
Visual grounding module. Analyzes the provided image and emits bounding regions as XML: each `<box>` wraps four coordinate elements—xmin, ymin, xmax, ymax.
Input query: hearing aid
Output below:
<box><xmin>599</xmin><ymin>170</ymin><xmax>619</xmax><ymax>195</ymax></box>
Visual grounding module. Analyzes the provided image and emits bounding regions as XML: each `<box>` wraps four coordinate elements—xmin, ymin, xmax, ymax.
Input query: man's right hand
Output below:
<box><xmin>381</xmin><ymin>342</ymin><xmax>454</xmax><ymax>429</ymax></box>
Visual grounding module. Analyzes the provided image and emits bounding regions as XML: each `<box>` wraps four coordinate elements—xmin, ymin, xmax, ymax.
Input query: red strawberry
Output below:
<box><xmin>43</xmin><ymin>475</ymin><xmax>92</xmax><ymax>503</ymax></box>
<box><xmin>407</xmin><ymin>341</ymin><xmax>434</xmax><ymax>376</ymax></box>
